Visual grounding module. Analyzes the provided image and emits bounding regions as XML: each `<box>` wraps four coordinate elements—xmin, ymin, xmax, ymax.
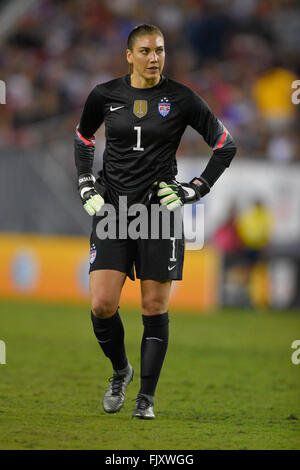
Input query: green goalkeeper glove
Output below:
<box><xmin>156</xmin><ymin>177</ymin><xmax>210</xmax><ymax>211</ymax></box>
<box><xmin>78</xmin><ymin>173</ymin><xmax>104</xmax><ymax>216</ymax></box>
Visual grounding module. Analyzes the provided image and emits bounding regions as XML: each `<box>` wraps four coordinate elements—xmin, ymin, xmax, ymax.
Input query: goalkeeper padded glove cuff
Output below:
<box><xmin>189</xmin><ymin>176</ymin><xmax>210</xmax><ymax>198</ymax></box>
<box><xmin>78</xmin><ymin>173</ymin><xmax>104</xmax><ymax>216</ymax></box>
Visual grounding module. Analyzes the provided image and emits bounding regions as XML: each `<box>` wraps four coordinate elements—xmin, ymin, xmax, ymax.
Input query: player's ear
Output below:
<box><xmin>126</xmin><ymin>49</ymin><xmax>133</xmax><ymax>65</ymax></box>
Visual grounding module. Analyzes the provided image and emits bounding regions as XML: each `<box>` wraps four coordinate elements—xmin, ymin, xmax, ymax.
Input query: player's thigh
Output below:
<box><xmin>140</xmin><ymin>279</ymin><xmax>172</xmax><ymax>316</ymax></box>
<box><xmin>90</xmin><ymin>269</ymin><xmax>127</xmax><ymax>318</ymax></box>
<box><xmin>136</xmin><ymin>236</ymin><xmax>184</xmax><ymax>281</ymax></box>
<box><xmin>135</xmin><ymin>207</ymin><xmax>184</xmax><ymax>281</ymax></box>
<box><xmin>90</xmin><ymin>216</ymin><xmax>136</xmax><ymax>280</ymax></box>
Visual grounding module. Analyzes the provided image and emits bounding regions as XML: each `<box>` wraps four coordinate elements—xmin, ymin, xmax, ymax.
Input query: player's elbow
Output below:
<box><xmin>214</xmin><ymin>141</ymin><xmax>237</xmax><ymax>168</ymax></box>
<box><xmin>227</xmin><ymin>140</ymin><xmax>237</xmax><ymax>165</ymax></box>
<box><xmin>231</xmin><ymin>138</ymin><xmax>237</xmax><ymax>155</ymax></box>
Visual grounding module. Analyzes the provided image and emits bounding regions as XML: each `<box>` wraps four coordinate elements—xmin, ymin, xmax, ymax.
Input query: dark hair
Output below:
<box><xmin>127</xmin><ymin>24</ymin><xmax>164</xmax><ymax>51</ymax></box>
<box><xmin>127</xmin><ymin>24</ymin><xmax>164</xmax><ymax>73</ymax></box>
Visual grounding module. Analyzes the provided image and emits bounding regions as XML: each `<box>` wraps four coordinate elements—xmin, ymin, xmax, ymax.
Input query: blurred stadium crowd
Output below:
<box><xmin>0</xmin><ymin>0</ymin><xmax>299</xmax><ymax>162</ymax></box>
<box><xmin>0</xmin><ymin>0</ymin><xmax>299</xmax><ymax>308</ymax></box>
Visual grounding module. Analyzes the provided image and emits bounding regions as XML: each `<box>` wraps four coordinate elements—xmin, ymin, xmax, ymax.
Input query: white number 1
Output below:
<box><xmin>170</xmin><ymin>237</ymin><xmax>177</xmax><ymax>262</ymax></box>
<box><xmin>133</xmin><ymin>126</ymin><xmax>144</xmax><ymax>151</ymax></box>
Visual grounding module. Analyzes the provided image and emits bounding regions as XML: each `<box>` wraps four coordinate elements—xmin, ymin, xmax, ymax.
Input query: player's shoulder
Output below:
<box><xmin>164</xmin><ymin>77</ymin><xmax>207</xmax><ymax>114</ymax></box>
<box><xmin>95</xmin><ymin>76</ymin><xmax>124</xmax><ymax>91</ymax></box>
<box><xmin>164</xmin><ymin>76</ymin><xmax>197</xmax><ymax>98</ymax></box>
<box><xmin>90</xmin><ymin>77</ymin><xmax>125</xmax><ymax>100</ymax></box>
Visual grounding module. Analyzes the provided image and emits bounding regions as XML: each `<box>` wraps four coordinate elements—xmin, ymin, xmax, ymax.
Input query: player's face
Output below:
<box><xmin>126</xmin><ymin>34</ymin><xmax>165</xmax><ymax>85</ymax></box>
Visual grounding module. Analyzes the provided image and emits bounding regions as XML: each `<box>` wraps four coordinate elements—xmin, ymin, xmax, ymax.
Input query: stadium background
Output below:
<box><xmin>0</xmin><ymin>0</ymin><xmax>300</xmax><ymax>451</ymax></box>
<box><xmin>0</xmin><ymin>0</ymin><xmax>299</xmax><ymax>310</ymax></box>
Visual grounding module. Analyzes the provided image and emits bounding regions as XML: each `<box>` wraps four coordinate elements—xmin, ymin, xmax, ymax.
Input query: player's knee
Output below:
<box><xmin>142</xmin><ymin>297</ymin><xmax>166</xmax><ymax>316</ymax></box>
<box><xmin>91</xmin><ymin>296</ymin><xmax>118</xmax><ymax>319</ymax></box>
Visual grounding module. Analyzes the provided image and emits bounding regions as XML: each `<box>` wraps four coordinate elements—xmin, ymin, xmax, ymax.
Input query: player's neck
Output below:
<box><xmin>130</xmin><ymin>73</ymin><xmax>160</xmax><ymax>89</ymax></box>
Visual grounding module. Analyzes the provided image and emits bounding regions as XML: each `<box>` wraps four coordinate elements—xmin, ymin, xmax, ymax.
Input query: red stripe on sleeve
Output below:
<box><xmin>76</xmin><ymin>127</ymin><xmax>95</xmax><ymax>146</ymax></box>
<box><xmin>214</xmin><ymin>127</ymin><xmax>228</xmax><ymax>150</ymax></box>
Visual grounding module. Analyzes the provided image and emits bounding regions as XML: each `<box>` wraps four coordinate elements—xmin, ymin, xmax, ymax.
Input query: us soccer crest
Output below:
<box><xmin>158</xmin><ymin>98</ymin><xmax>171</xmax><ymax>117</ymax></box>
<box><xmin>133</xmin><ymin>100</ymin><xmax>148</xmax><ymax>118</ymax></box>
<box><xmin>90</xmin><ymin>244</ymin><xmax>97</xmax><ymax>264</ymax></box>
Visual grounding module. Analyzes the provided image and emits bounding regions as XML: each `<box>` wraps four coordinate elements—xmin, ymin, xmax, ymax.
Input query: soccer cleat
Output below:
<box><xmin>132</xmin><ymin>394</ymin><xmax>155</xmax><ymax>420</ymax></box>
<box><xmin>102</xmin><ymin>364</ymin><xmax>134</xmax><ymax>414</ymax></box>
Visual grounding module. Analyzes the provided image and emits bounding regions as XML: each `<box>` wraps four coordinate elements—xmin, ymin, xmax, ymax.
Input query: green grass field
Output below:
<box><xmin>0</xmin><ymin>300</ymin><xmax>299</xmax><ymax>450</ymax></box>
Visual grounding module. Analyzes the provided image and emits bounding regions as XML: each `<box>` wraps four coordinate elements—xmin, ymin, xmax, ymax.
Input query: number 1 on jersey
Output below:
<box><xmin>133</xmin><ymin>126</ymin><xmax>144</xmax><ymax>151</ymax></box>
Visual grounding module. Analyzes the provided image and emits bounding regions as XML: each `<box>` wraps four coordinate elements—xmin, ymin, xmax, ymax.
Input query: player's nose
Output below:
<box><xmin>149</xmin><ymin>51</ymin><xmax>159</xmax><ymax>62</ymax></box>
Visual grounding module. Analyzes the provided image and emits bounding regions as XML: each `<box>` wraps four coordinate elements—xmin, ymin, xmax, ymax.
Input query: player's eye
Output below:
<box><xmin>139</xmin><ymin>48</ymin><xmax>163</xmax><ymax>56</ymax></box>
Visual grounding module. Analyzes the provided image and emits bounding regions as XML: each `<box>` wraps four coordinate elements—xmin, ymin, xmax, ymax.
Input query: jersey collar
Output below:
<box><xmin>123</xmin><ymin>74</ymin><xmax>166</xmax><ymax>92</ymax></box>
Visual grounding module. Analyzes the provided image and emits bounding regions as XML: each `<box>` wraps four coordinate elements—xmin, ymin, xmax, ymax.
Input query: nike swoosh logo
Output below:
<box><xmin>168</xmin><ymin>265</ymin><xmax>176</xmax><ymax>271</ymax></box>
<box><xmin>97</xmin><ymin>339</ymin><xmax>111</xmax><ymax>344</ymax></box>
<box><xmin>110</xmin><ymin>105</ymin><xmax>125</xmax><ymax>112</ymax></box>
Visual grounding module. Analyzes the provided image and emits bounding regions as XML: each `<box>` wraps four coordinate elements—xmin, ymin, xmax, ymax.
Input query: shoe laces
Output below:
<box><xmin>135</xmin><ymin>394</ymin><xmax>152</xmax><ymax>410</ymax></box>
<box><xmin>108</xmin><ymin>374</ymin><xmax>125</xmax><ymax>396</ymax></box>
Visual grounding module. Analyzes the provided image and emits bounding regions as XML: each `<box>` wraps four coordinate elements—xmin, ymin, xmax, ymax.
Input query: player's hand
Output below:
<box><xmin>78</xmin><ymin>173</ymin><xmax>105</xmax><ymax>216</ymax></box>
<box><xmin>156</xmin><ymin>178</ymin><xmax>210</xmax><ymax>211</ymax></box>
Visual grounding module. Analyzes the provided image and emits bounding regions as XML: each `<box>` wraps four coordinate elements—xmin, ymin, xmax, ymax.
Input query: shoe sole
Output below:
<box><xmin>132</xmin><ymin>414</ymin><xmax>155</xmax><ymax>420</ymax></box>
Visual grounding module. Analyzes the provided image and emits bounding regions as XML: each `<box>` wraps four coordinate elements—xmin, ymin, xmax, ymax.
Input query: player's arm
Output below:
<box><xmin>157</xmin><ymin>90</ymin><xmax>237</xmax><ymax>211</ymax></box>
<box><xmin>187</xmin><ymin>90</ymin><xmax>237</xmax><ymax>190</ymax></box>
<box><xmin>75</xmin><ymin>86</ymin><xmax>105</xmax><ymax>216</ymax></box>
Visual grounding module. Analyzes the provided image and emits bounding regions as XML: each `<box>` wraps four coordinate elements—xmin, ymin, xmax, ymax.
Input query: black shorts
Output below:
<box><xmin>89</xmin><ymin>207</ymin><xmax>185</xmax><ymax>281</ymax></box>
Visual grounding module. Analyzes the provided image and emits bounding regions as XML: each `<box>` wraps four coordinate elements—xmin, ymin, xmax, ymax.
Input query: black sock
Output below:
<box><xmin>139</xmin><ymin>312</ymin><xmax>169</xmax><ymax>397</ymax></box>
<box><xmin>91</xmin><ymin>310</ymin><xmax>128</xmax><ymax>371</ymax></box>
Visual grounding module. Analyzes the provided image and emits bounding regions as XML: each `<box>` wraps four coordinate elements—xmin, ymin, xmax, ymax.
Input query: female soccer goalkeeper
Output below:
<box><xmin>74</xmin><ymin>24</ymin><xmax>237</xmax><ymax>419</ymax></box>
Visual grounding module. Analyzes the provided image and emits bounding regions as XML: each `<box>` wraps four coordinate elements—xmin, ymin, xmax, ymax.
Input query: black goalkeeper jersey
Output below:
<box><xmin>75</xmin><ymin>74</ymin><xmax>236</xmax><ymax>208</ymax></box>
